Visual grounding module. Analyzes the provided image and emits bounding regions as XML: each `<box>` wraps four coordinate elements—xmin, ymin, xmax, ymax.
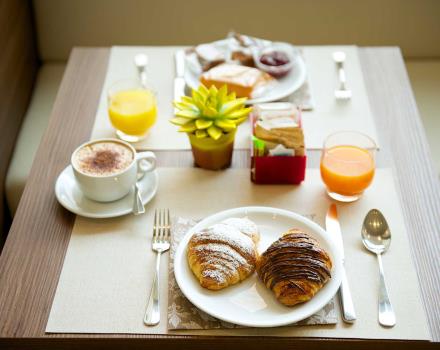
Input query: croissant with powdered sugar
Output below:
<box><xmin>187</xmin><ymin>218</ymin><xmax>259</xmax><ymax>290</ymax></box>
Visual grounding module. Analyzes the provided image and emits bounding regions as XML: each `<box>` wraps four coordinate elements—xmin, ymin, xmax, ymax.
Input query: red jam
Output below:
<box><xmin>260</xmin><ymin>51</ymin><xmax>290</xmax><ymax>67</ymax></box>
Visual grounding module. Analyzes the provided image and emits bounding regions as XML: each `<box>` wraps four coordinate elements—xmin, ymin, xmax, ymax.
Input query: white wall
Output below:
<box><xmin>33</xmin><ymin>0</ymin><xmax>440</xmax><ymax>61</ymax></box>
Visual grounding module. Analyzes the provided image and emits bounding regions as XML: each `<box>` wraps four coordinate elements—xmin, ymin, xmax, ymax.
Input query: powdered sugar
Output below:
<box><xmin>194</xmin><ymin>243</ymin><xmax>249</xmax><ymax>269</ymax></box>
<box><xmin>221</xmin><ymin>217</ymin><xmax>260</xmax><ymax>243</ymax></box>
<box><xmin>201</xmin><ymin>269</ymin><xmax>227</xmax><ymax>284</ymax></box>
<box><xmin>192</xmin><ymin>223</ymin><xmax>255</xmax><ymax>258</ymax></box>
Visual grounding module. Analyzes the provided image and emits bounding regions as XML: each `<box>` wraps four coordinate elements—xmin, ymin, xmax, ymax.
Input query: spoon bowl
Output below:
<box><xmin>134</xmin><ymin>53</ymin><xmax>148</xmax><ymax>69</ymax></box>
<box><xmin>332</xmin><ymin>51</ymin><xmax>346</xmax><ymax>64</ymax></box>
<box><xmin>361</xmin><ymin>209</ymin><xmax>391</xmax><ymax>254</ymax></box>
<box><xmin>132</xmin><ymin>182</ymin><xmax>145</xmax><ymax>215</ymax></box>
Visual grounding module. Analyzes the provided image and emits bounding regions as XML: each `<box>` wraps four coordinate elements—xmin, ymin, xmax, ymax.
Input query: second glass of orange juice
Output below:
<box><xmin>320</xmin><ymin>131</ymin><xmax>376</xmax><ymax>202</ymax></box>
<box><xmin>108</xmin><ymin>79</ymin><xmax>157</xmax><ymax>143</ymax></box>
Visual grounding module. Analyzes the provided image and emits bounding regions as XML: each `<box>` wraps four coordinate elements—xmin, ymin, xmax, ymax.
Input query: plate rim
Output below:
<box><xmin>55</xmin><ymin>165</ymin><xmax>158</xmax><ymax>219</ymax></box>
<box><xmin>184</xmin><ymin>40</ymin><xmax>307</xmax><ymax>104</ymax></box>
<box><xmin>173</xmin><ymin>206</ymin><xmax>343</xmax><ymax>327</ymax></box>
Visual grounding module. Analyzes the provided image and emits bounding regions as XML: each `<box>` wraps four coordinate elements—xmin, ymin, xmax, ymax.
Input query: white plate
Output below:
<box><xmin>184</xmin><ymin>40</ymin><xmax>307</xmax><ymax>104</ymax></box>
<box><xmin>55</xmin><ymin>165</ymin><xmax>158</xmax><ymax>218</ymax></box>
<box><xmin>174</xmin><ymin>206</ymin><xmax>343</xmax><ymax>328</ymax></box>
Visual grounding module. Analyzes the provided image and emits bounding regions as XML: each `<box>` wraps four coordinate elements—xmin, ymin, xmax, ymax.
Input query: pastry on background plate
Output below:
<box><xmin>187</xmin><ymin>218</ymin><xmax>258</xmax><ymax>290</ymax></box>
<box><xmin>231</xmin><ymin>50</ymin><xmax>255</xmax><ymax>67</ymax></box>
<box><xmin>257</xmin><ymin>229</ymin><xmax>332</xmax><ymax>306</ymax></box>
<box><xmin>195</xmin><ymin>43</ymin><xmax>226</xmax><ymax>71</ymax></box>
<box><xmin>200</xmin><ymin>63</ymin><xmax>274</xmax><ymax>98</ymax></box>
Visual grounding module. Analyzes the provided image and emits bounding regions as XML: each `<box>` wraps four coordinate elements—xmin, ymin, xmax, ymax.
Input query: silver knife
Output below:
<box><xmin>326</xmin><ymin>204</ymin><xmax>357</xmax><ymax>323</ymax></box>
<box><xmin>174</xmin><ymin>50</ymin><xmax>186</xmax><ymax>111</ymax></box>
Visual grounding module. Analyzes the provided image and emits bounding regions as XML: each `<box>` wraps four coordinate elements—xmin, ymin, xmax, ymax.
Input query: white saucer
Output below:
<box><xmin>55</xmin><ymin>165</ymin><xmax>158</xmax><ymax>218</ymax></box>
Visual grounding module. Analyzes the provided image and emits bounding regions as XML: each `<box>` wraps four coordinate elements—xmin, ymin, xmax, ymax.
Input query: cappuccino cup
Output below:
<box><xmin>71</xmin><ymin>138</ymin><xmax>156</xmax><ymax>202</ymax></box>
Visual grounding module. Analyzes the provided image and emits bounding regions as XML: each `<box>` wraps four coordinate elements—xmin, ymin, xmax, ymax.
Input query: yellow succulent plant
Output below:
<box><xmin>170</xmin><ymin>84</ymin><xmax>252</xmax><ymax>140</ymax></box>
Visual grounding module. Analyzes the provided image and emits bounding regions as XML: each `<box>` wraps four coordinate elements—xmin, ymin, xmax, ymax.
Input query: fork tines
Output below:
<box><xmin>153</xmin><ymin>209</ymin><xmax>171</xmax><ymax>243</ymax></box>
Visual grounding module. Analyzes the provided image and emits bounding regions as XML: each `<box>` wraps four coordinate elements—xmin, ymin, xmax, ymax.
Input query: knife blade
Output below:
<box><xmin>326</xmin><ymin>204</ymin><xmax>357</xmax><ymax>323</ymax></box>
<box><xmin>174</xmin><ymin>50</ymin><xmax>186</xmax><ymax>110</ymax></box>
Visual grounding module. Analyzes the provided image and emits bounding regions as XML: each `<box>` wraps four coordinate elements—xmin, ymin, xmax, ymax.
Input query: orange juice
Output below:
<box><xmin>108</xmin><ymin>89</ymin><xmax>157</xmax><ymax>137</ymax></box>
<box><xmin>320</xmin><ymin>145</ymin><xmax>375</xmax><ymax>196</ymax></box>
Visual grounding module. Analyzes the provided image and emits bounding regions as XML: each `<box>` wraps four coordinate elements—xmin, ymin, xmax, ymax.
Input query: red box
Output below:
<box><xmin>251</xmin><ymin>154</ymin><xmax>306</xmax><ymax>184</ymax></box>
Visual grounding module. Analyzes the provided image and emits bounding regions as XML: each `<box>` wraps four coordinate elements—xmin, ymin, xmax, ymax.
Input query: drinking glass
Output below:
<box><xmin>320</xmin><ymin>131</ymin><xmax>376</xmax><ymax>202</ymax></box>
<box><xmin>108</xmin><ymin>79</ymin><xmax>157</xmax><ymax>143</ymax></box>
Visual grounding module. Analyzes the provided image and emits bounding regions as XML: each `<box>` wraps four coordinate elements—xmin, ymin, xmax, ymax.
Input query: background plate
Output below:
<box><xmin>184</xmin><ymin>40</ymin><xmax>307</xmax><ymax>104</ymax></box>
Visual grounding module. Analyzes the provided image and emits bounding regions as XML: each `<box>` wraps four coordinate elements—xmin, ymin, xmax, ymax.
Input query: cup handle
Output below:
<box><xmin>136</xmin><ymin>151</ymin><xmax>156</xmax><ymax>177</ymax></box>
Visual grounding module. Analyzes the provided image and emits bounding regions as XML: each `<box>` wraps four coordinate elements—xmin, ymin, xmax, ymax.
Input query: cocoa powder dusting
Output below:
<box><xmin>88</xmin><ymin>150</ymin><xmax>119</xmax><ymax>172</ymax></box>
<box><xmin>74</xmin><ymin>141</ymin><xmax>133</xmax><ymax>176</ymax></box>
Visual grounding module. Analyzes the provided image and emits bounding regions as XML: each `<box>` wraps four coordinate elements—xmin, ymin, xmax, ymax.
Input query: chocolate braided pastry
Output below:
<box><xmin>257</xmin><ymin>229</ymin><xmax>332</xmax><ymax>306</ymax></box>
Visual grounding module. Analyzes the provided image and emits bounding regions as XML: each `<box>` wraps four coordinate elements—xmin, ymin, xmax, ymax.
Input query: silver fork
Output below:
<box><xmin>144</xmin><ymin>209</ymin><xmax>171</xmax><ymax>326</ymax></box>
<box><xmin>333</xmin><ymin>51</ymin><xmax>352</xmax><ymax>100</ymax></box>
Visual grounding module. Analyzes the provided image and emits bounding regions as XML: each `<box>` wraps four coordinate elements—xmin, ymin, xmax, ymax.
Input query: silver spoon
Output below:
<box><xmin>131</xmin><ymin>54</ymin><xmax>148</xmax><ymax>215</ymax></box>
<box><xmin>134</xmin><ymin>53</ymin><xmax>148</xmax><ymax>88</ymax></box>
<box><xmin>332</xmin><ymin>51</ymin><xmax>352</xmax><ymax>100</ymax></box>
<box><xmin>361</xmin><ymin>209</ymin><xmax>396</xmax><ymax>327</ymax></box>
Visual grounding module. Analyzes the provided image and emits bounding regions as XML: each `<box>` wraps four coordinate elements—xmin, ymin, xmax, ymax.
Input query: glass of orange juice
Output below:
<box><xmin>108</xmin><ymin>79</ymin><xmax>157</xmax><ymax>143</ymax></box>
<box><xmin>320</xmin><ymin>131</ymin><xmax>376</xmax><ymax>202</ymax></box>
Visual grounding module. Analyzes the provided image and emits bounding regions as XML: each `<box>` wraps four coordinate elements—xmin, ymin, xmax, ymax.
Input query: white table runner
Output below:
<box><xmin>90</xmin><ymin>46</ymin><xmax>379</xmax><ymax>150</ymax></box>
<box><xmin>46</xmin><ymin>169</ymin><xmax>429</xmax><ymax>340</ymax></box>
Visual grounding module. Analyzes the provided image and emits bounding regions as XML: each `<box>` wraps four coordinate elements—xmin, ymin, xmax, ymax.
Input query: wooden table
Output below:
<box><xmin>0</xmin><ymin>47</ymin><xmax>439</xmax><ymax>350</ymax></box>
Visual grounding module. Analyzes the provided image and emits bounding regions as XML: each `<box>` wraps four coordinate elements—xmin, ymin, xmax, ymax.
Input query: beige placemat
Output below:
<box><xmin>167</xmin><ymin>217</ymin><xmax>336</xmax><ymax>330</ymax></box>
<box><xmin>46</xmin><ymin>168</ymin><xmax>429</xmax><ymax>340</ymax></box>
<box><xmin>90</xmin><ymin>45</ymin><xmax>378</xmax><ymax>150</ymax></box>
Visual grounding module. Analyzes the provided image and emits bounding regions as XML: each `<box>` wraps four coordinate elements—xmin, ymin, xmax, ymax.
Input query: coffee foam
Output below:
<box><xmin>74</xmin><ymin>141</ymin><xmax>134</xmax><ymax>176</ymax></box>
